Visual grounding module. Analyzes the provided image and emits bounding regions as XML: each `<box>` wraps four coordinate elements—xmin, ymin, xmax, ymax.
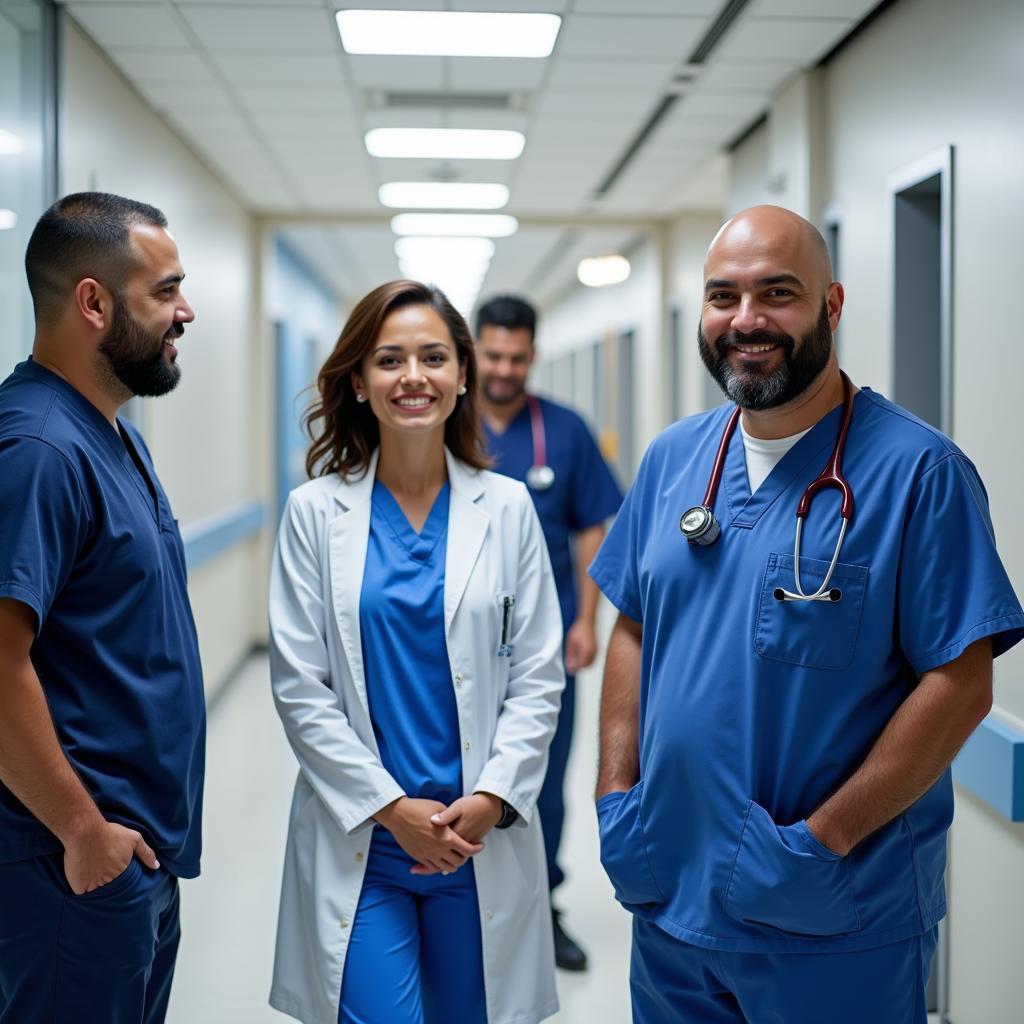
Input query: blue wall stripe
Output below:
<box><xmin>953</xmin><ymin>714</ymin><xmax>1024</xmax><ymax>822</ymax></box>
<box><xmin>181</xmin><ymin>501</ymin><xmax>267</xmax><ymax>572</ymax></box>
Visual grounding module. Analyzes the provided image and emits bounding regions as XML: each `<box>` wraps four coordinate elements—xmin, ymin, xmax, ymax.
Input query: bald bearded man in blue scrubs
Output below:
<box><xmin>590</xmin><ymin>205</ymin><xmax>1024</xmax><ymax>1023</ymax></box>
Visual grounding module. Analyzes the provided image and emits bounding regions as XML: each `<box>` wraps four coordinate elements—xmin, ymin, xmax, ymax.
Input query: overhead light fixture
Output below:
<box><xmin>379</xmin><ymin>182</ymin><xmax>509</xmax><ymax>210</ymax></box>
<box><xmin>0</xmin><ymin>129</ymin><xmax>22</xmax><ymax>156</ymax></box>
<box><xmin>577</xmin><ymin>255</ymin><xmax>631</xmax><ymax>288</ymax></box>
<box><xmin>366</xmin><ymin>128</ymin><xmax>526</xmax><ymax>161</ymax></box>
<box><xmin>337</xmin><ymin>10</ymin><xmax>561</xmax><ymax>58</ymax></box>
<box><xmin>391</xmin><ymin>213</ymin><xmax>519</xmax><ymax>238</ymax></box>
<box><xmin>0</xmin><ymin>209</ymin><xmax>18</xmax><ymax>231</ymax></box>
<box><xmin>395</xmin><ymin>236</ymin><xmax>496</xmax><ymax>268</ymax></box>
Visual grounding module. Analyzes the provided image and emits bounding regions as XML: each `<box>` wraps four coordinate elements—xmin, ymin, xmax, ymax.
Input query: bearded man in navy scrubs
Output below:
<box><xmin>476</xmin><ymin>294</ymin><xmax>622</xmax><ymax>971</ymax></box>
<box><xmin>590</xmin><ymin>206</ymin><xmax>1024</xmax><ymax>1023</ymax></box>
<box><xmin>0</xmin><ymin>193</ymin><xmax>205</xmax><ymax>1024</ymax></box>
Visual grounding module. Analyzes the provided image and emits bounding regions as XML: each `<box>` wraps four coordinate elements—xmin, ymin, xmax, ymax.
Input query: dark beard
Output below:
<box><xmin>698</xmin><ymin>302</ymin><xmax>833</xmax><ymax>410</ymax></box>
<box><xmin>482</xmin><ymin>378</ymin><xmax>526</xmax><ymax>406</ymax></box>
<box><xmin>99</xmin><ymin>299</ymin><xmax>183</xmax><ymax>398</ymax></box>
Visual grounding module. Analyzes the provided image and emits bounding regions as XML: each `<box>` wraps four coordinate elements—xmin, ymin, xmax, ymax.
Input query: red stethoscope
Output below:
<box><xmin>525</xmin><ymin>395</ymin><xmax>555</xmax><ymax>491</ymax></box>
<box><xmin>679</xmin><ymin>371</ymin><xmax>856</xmax><ymax>603</ymax></box>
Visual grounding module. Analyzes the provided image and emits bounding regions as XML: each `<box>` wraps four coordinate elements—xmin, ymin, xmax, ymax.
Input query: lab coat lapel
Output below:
<box><xmin>444</xmin><ymin>450</ymin><xmax>488</xmax><ymax>633</ymax></box>
<box><xmin>327</xmin><ymin>450</ymin><xmax>378</xmax><ymax>714</ymax></box>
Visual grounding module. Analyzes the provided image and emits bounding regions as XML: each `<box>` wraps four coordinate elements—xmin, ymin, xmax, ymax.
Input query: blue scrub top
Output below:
<box><xmin>360</xmin><ymin>481</ymin><xmax>462</xmax><ymax>807</ymax></box>
<box><xmin>0</xmin><ymin>360</ymin><xmax>206</xmax><ymax>877</ymax></box>
<box><xmin>590</xmin><ymin>388</ymin><xmax>1024</xmax><ymax>953</ymax></box>
<box><xmin>484</xmin><ymin>396</ymin><xmax>622</xmax><ymax>630</ymax></box>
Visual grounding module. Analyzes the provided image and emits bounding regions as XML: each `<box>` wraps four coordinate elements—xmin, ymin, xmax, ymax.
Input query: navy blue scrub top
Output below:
<box><xmin>360</xmin><ymin>481</ymin><xmax>462</xmax><ymax>807</ymax></box>
<box><xmin>0</xmin><ymin>359</ymin><xmax>205</xmax><ymax>877</ymax></box>
<box><xmin>590</xmin><ymin>388</ymin><xmax>1024</xmax><ymax>953</ymax></box>
<box><xmin>484</xmin><ymin>396</ymin><xmax>622</xmax><ymax>630</ymax></box>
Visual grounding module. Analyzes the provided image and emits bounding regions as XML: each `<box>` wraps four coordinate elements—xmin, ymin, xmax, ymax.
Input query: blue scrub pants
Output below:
<box><xmin>631</xmin><ymin>918</ymin><xmax>937</xmax><ymax>1024</ymax></box>
<box><xmin>537</xmin><ymin>673</ymin><xmax>575</xmax><ymax>892</ymax></box>
<box><xmin>0</xmin><ymin>852</ymin><xmax>180</xmax><ymax>1024</ymax></box>
<box><xmin>339</xmin><ymin>829</ymin><xmax>488</xmax><ymax>1024</ymax></box>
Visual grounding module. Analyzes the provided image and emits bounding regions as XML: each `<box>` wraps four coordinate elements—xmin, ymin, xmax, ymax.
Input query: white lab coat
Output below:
<box><xmin>268</xmin><ymin>448</ymin><xmax>565</xmax><ymax>1024</ymax></box>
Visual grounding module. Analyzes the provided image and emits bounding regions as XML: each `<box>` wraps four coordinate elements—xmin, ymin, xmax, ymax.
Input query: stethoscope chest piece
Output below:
<box><xmin>526</xmin><ymin>464</ymin><xmax>555</xmax><ymax>491</ymax></box>
<box><xmin>680</xmin><ymin>505</ymin><xmax>720</xmax><ymax>546</ymax></box>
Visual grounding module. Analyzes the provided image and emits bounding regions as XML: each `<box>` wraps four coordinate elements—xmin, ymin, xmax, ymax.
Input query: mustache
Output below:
<box><xmin>164</xmin><ymin>323</ymin><xmax>185</xmax><ymax>342</ymax></box>
<box><xmin>715</xmin><ymin>329</ymin><xmax>793</xmax><ymax>355</ymax></box>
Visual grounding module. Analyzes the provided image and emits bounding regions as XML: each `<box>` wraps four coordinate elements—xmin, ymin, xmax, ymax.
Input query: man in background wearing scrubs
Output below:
<box><xmin>0</xmin><ymin>193</ymin><xmax>205</xmax><ymax>1024</ymax></box>
<box><xmin>590</xmin><ymin>205</ymin><xmax>1024</xmax><ymax>1022</ymax></box>
<box><xmin>476</xmin><ymin>294</ymin><xmax>622</xmax><ymax>971</ymax></box>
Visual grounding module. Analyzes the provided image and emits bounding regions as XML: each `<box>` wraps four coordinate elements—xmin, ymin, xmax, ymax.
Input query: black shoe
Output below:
<box><xmin>552</xmin><ymin>908</ymin><xmax>588</xmax><ymax>972</ymax></box>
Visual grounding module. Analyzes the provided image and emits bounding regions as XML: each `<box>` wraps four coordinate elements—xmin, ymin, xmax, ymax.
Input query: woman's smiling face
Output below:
<box><xmin>352</xmin><ymin>303</ymin><xmax>467</xmax><ymax>441</ymax></box>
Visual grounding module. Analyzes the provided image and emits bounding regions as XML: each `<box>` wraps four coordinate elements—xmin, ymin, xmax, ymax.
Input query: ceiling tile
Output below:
<box><xmin>178</xmin><ymin>7</ymin><xmax>337</xmax><ymax>51</ymax></box>
<box><xmin>362</xmin><ymin>109</ymin><xmax>445</xmax><ymax>131</ymax></box>
<box><xmin>557</xmin><ymin>15</ymin><xmax>705</xmax><ymax>59</ymax></box>
<box><xmin>696</xmin><ymin>59</ymin><xmax>800</xmax><ymax>93</ymax></box>
<box><xmin>545</xmin><ymin>56</ymin><xmax>676</xmax><ymax>92</ymax></box>
<box><xmin>534</xmin><ymin>89</ymin><xmax>658</xmax><ymax>119</ymax></box>
<box><xmin>108</xmin><ymin>47</ymin><xmax>213</xmax><ymax>81</ymax></box>
<box><xmin>137</xmin><ymin>79</ymin><xmax>236</xmax><ymax>113</ymax></box>
<box><xmin>450</xmin><ymin>0</ymin><xmax>568</xmax><ymax>10</ymax></box>
<box><xmin>714</xmin><ymin>16</ymin><xmax>855</xmax><ymax>62</ymax></box>
<box><xmin>235</xmin><ymin>84</ymin><xmax>356</xmax><ymax>115</ymax></box>
<box><xmin>680</xmin><ymin>86</ymin><xmax>769</xmax><ymax>119</ymax></box>
<box><xmin>447</xmin><ymin>58</ymin><xmax>548</xmax><ymax>91</ymax></box>
<box><xmin>346</xmin><ymin>56</ymin><xmax>446</xmax><ymax>90</ymax></box>
<box><xmin>212</xmin><ymin>51</ymin><xmax>345</xmax><ymax>85</ymax></box>
<box><xmin>68</xmin><ymin>4</ymin><xmax>192</xmax><ymax>49</ymax></box>
<box><xmin>745</xmin><ymin>0</ymin><xmax>877</xmax><ymax>17</ymax></box>
<box><xmin>250</xmin><ymin>111</ymin><xmax>361</xmax><ymax>142</ymax></box>
<box><xmin>573</xmin><ymin>0</ymin><xmax>718</xmax><ymax>12</ymax></box>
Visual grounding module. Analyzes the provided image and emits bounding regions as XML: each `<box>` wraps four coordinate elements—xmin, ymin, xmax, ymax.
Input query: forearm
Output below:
<box><xmin>808</xmin><ymin>637</ymin><xmax>993</xmax><ymax>855</ymax></box>
<box><xmin>596</xmin><ymin>613</ymin><xmax>643</xmax><ymax>796</ymax></box>
<box><xmin>574</xmin><ymin>524</ymin><xmax>605</xmax><ymax>627</ymax></box>
<box><xmin>0</xmin><ymin>660</ymin><xmax>102</xmax><ymax>845</ymax></box>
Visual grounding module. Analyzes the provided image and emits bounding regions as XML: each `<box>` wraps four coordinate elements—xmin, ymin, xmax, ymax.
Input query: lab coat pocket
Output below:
<box><xmin>724</xmin><ymin>801</ymin><xmax>861</xmax><ymax>936</ymax></box>
<box><xmin>754</xmin><ymin>553</ymin><xmax>868</xmax><ymax>671</ymax></box>
<box><xmin>597</xmin><ymin>782</ymin><xmax>664</xmax><ymax>909</ymax></box>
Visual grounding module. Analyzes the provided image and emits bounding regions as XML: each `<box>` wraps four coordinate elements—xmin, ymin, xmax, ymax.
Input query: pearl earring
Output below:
<box><xmin>457</xmin><ymin>386</ymin><xmax>467</xmax><ymax>396</ymax></box>
<box><xmin>355</xmin><ymin>394</ymin><xmax>367</xmax><ymax>403</ymax></box>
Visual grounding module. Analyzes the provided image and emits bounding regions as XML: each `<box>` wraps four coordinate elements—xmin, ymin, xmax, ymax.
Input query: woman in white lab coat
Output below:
<box><xmin>268</xmin><ymin>280</ymin><xmax>564</xmax><ymax>1024</ymax></box>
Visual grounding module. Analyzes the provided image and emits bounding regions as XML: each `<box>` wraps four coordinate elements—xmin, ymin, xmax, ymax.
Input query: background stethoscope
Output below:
<box><xmin>680</xmin><ymin>371</ymin><xmax>856</xmax><ymax>603</ymax></box>
<box><xmin>525</xmin><ymin>395</ymin><xmax>556</xmax><ymax>491</ymax></box>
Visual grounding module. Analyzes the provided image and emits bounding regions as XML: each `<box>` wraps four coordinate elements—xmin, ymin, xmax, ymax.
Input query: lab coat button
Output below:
<box><xmin>464</xmin><ymin>741</ymin><xmax>471</xmax><ymax>751</ymax></box>
<box><xmin>485</xmin><ymin>911</ymin><xmax>493</xmax><ymax>922</ymax></box>
<box><xmin>341</xmin><ymin>916</ymin><xmax>349</xmax><ymax>929</ymax></box>
<box><xmin>355</xmin><ymin>852</ymin><xmax>364</xmax><ymax>863</ymax></box>
<box><xmin>454</xmin><ymin>673</ymin><xmax>463</xmax><ymax>686</ymax></box>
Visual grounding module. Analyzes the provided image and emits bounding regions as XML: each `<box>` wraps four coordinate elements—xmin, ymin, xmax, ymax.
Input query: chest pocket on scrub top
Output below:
<box><xmin>754</xmin><ymin>553</ymin><xmax>868</xmax><ymax>671</ymax></box>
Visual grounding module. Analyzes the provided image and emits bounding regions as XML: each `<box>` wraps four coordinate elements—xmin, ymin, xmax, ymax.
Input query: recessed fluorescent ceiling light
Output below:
<box><xmin>366</xmin><ymin>128</ymin><xmax>526</xmax><ymax>161</ymax></box>
<box><xmin>379</xmin><ymin>182</ymin><xmax>509</xmax><ymax>210</ymax></box>
<box><xmin>0</xmin><ymin>209</ymin><xmax>18</xmax><ymax>231</ymax></box>
<box><xmin>578</xmin><ymin>255</ymin><xmax>631</xmax><ymax>288</ymax></box>
<box><xmin>391</xmin><ymin>214</ymin><xmax>518</xmax><ymax>238</ymax></box>
<box><xmin>0</xmin><ymin>129</ymin><xmax>22</xmax><ymax>155</ymax></box>
<box><xmin>337</xmin><ymin>10</ymin><xmax>561</xmax><ymax>58</ymax></box>
<box><xmin>395</xmin><ymin>237</ymin><xmax>496</xmax><ymax>268</ymax></box>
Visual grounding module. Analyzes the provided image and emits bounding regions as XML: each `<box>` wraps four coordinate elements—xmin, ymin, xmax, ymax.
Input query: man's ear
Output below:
<box><xmin>73</xmin><ymin>278</ymin><xmax>115</xmax><ymax>333</ymax></box>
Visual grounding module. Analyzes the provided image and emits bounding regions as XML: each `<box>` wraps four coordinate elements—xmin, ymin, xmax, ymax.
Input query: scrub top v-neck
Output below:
<box><xmin>359</xmin><ymin>480</ymin><xmax>463</xmax><ymax>808</ymax></box>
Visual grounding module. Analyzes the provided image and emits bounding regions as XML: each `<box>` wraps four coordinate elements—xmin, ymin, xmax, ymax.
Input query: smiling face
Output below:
<box><xmin>476</xmin><ymin>324</ymin><xmax>535</xmax><ymax>405</ymax></box>
<box><xmin>698</xmin><ymin>206</ymin><xmax>843</xmax><ymax>410</ymax></box>
<box><xmin>98</xmin><ymin>222</ymin><xmax>195</xmax><ymax>397</ymax></box>
<box><xmin>351</xmin><ymin>303</ymin><xmax>467</xmax><ymax>443</ymax></box>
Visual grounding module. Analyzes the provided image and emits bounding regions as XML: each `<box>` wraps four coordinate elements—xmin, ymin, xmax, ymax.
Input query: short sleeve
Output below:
<box><xmin>0</xmin><ymin>437</ymin><xmax>90</xmax><ymax>632</ymax></box>
<box><xmin>588</xmin><ymin>455</ymin><xmax>646</xmax><ymax>623</ymax></box>
<box><xmin>568</xmin><ymin>415</ymin><xmax>623</xmax><ymax>531</ymax></box>
<box><xmin>898</xmin><ymin>453</ymin><xmax>1024</xmax><ymax>673</ymax></box>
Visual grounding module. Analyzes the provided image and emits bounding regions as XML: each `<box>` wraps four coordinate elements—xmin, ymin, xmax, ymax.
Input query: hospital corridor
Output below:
<box><xmin>3</xmin><ymin>0</ymin><xmax>1024</xmax><ymax>1021</ymax></box>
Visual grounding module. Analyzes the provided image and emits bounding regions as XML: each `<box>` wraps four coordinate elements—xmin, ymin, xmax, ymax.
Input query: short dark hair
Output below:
<box><xmin>305</xmin><ymin>279</ymin><xmax>491</xmax><ymax>480</ymax></box>
<box><xmin>475</xmin><ymin>294</ymin><xmax>537</xmax><ymax>343</ymax></box>
<box><xmin>25</xmin><ymin>192</ymin><xmax>168</xmax><ymax>327</ymax></box>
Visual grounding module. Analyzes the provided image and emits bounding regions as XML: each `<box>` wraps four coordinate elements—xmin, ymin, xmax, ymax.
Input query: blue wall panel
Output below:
<box><xmin>953</xmin><ymin>714</ymin><xmax>1024</xmax><ymax>822</ymax></box>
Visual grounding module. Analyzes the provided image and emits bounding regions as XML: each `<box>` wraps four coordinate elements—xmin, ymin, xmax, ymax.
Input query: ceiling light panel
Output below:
<box><xmin>391</xmin><ymin>213</ymin><xmax>519</xmax><ymax>238</ymax></box>
<box><xmin>336</xmin><ymin>10</ymin><xmax>561</xmax><ymax>58</ymax></box>
<box><xmin>367</xmin><ymin>128</ymin><xmax>525</xmax><ymax>161</ymax></box>
<box><xmin>578</xmin><ymin>255</ymin><xmax>631</xmax><ymax>288</ymax></box>
<box><xmin>379</xmin><ymin>182</ymin><xmax>510</xmax><ymax>209</ymax></box>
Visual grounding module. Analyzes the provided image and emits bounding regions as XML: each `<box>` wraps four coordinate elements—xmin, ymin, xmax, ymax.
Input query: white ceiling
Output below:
<box><xmin>62</xmin><ymin>0</ymin><xmax>883</xmax><ymax>307</ymax></box>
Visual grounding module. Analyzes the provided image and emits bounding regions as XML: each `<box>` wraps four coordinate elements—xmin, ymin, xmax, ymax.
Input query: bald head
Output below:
<box><xmin>705</xmin><ymin>205</ymin><xmax>832</xmax><ymax>289</ymax></box>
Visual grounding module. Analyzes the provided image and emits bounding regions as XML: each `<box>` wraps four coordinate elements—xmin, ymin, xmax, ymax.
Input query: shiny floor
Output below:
<box><xmin>167</xmin><ymin>640</ymin><xmax>631</xmax><ymax>1024</ymax></box>
<box><xmin>166</xmin><ymin>643</ymin><xmax>942</xmax><ymax>1024</ymax></box>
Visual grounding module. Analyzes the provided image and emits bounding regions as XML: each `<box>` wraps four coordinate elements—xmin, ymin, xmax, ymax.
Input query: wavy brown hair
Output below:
<box><xmin>305</xmin><ymin>280</ymin><xmax>491</xmax><ymax>479</ymax></box>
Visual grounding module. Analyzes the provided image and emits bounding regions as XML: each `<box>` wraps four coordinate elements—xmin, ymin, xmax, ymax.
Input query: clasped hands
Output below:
<box><xmin>374</xmin><ymin>793</ymin><xmax>504</xmax><ymax>876</ymax></box>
